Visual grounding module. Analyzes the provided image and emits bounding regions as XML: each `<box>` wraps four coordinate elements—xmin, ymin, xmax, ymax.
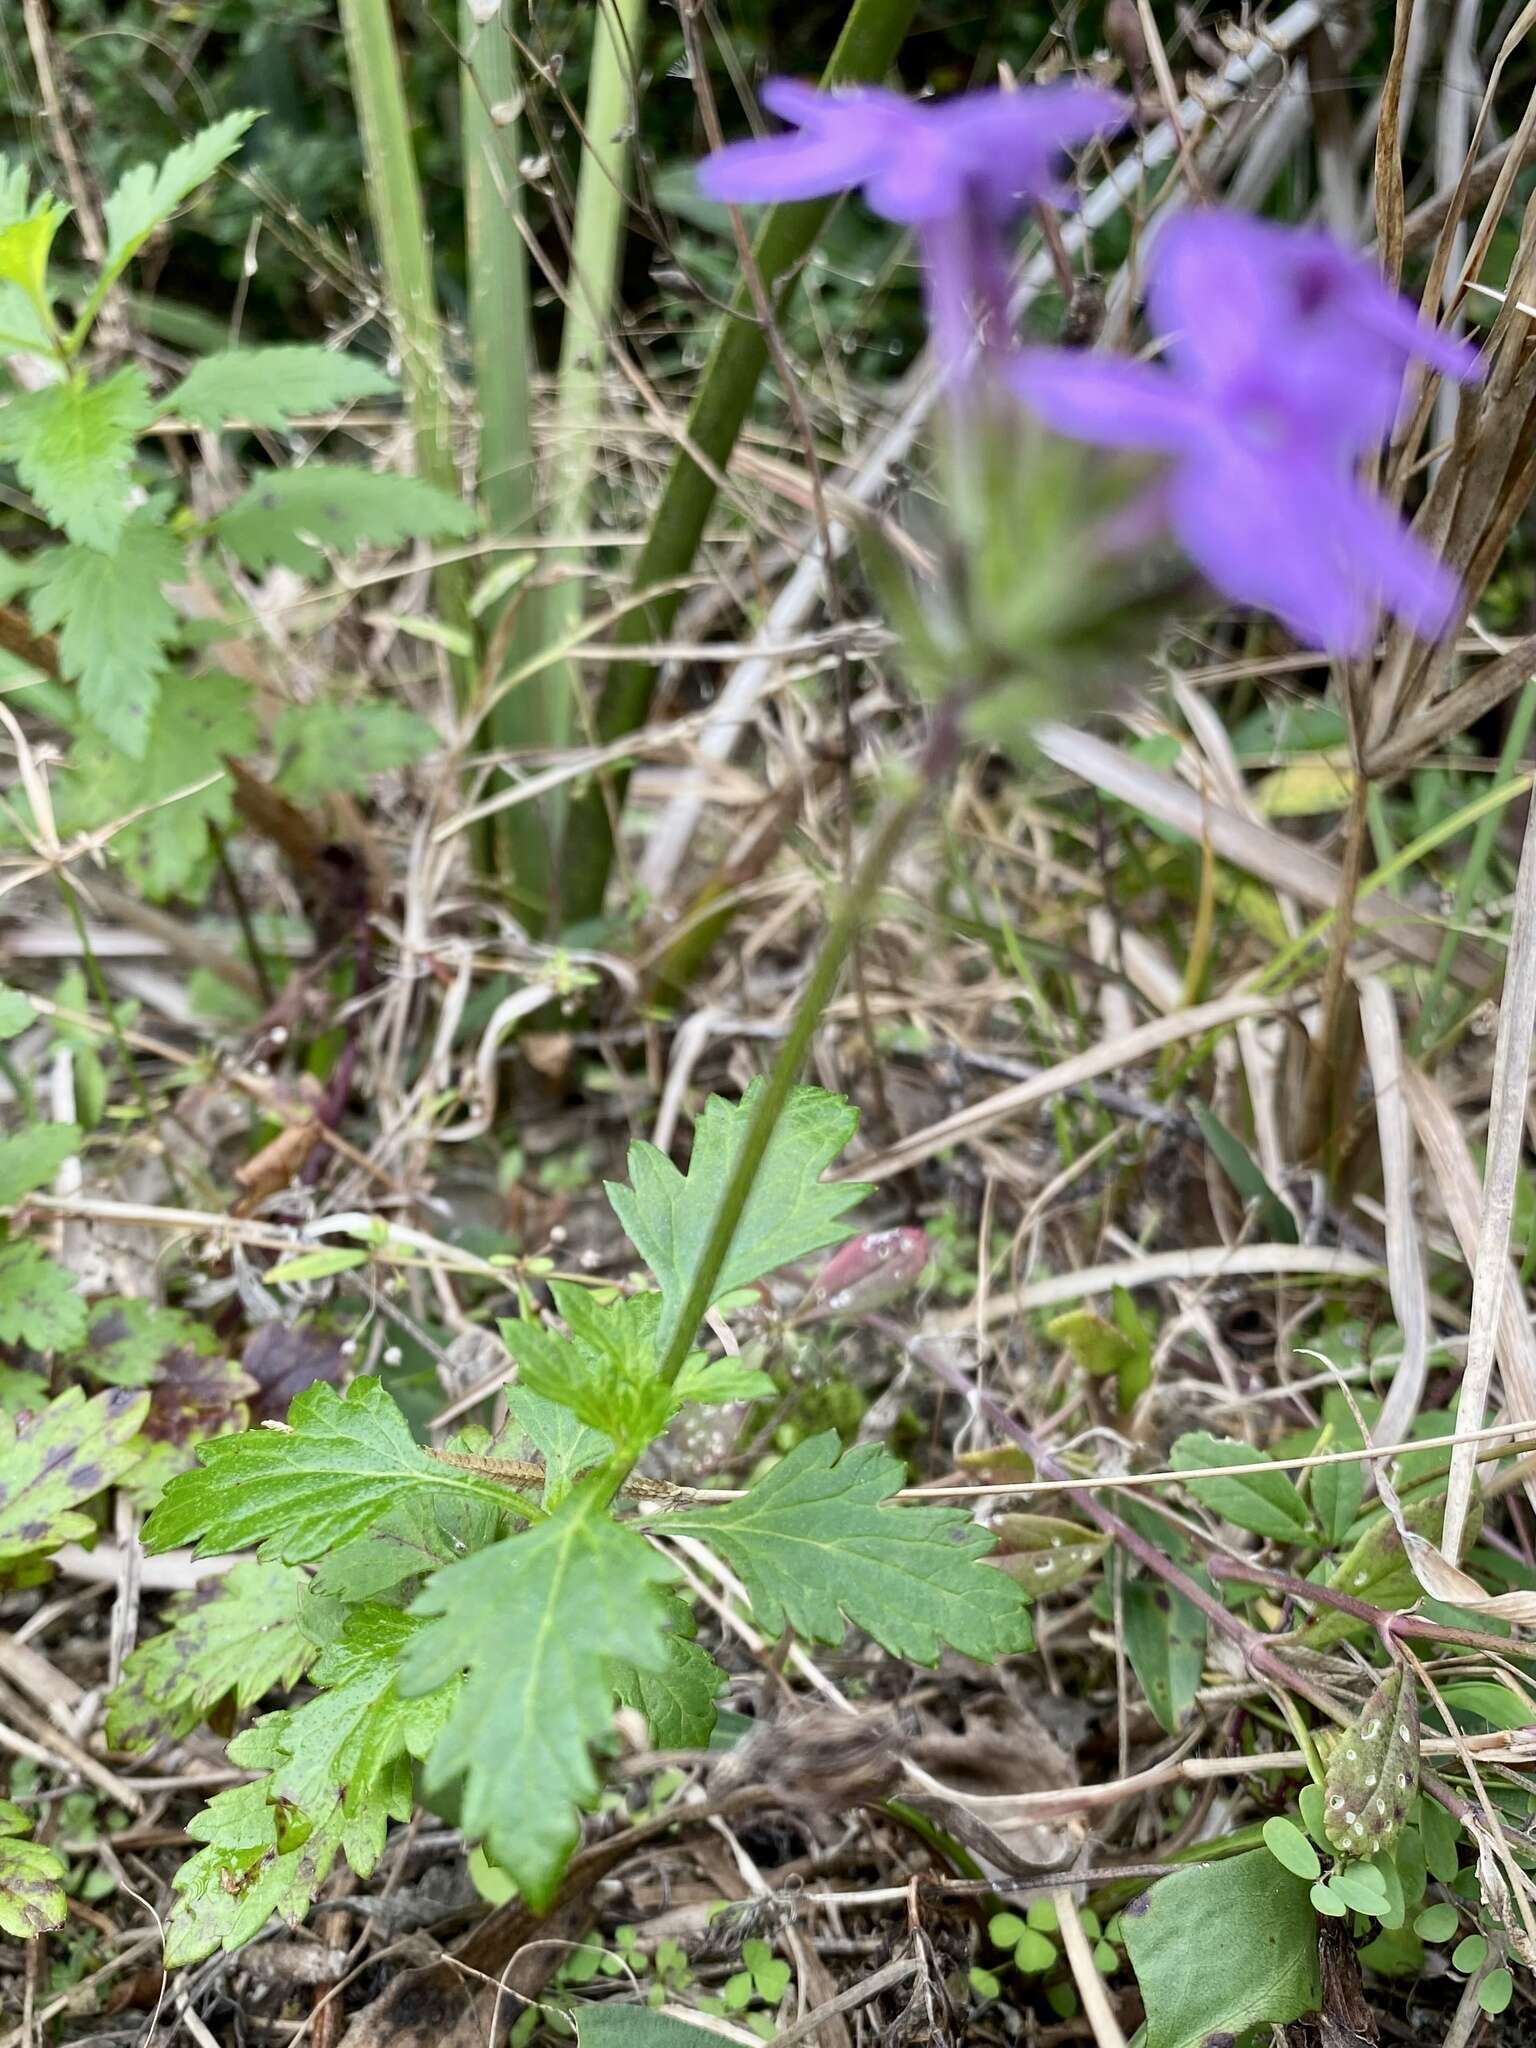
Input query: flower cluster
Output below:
<box><xmin>697</xmin><ymin>79</ymin><xmax>1126</xmax><ymax>375</ymax></box>
<box><xmin>699</xmin><ymin>81</ymin><xmax>1482</xmax><ymax>656</ymax></box>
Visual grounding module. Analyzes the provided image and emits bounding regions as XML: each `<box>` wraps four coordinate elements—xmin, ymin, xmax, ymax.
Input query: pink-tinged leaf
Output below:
<box><xmin>800</xmin><ymin>1227</ymin><xmax>930</xmax><ymax>1318</ymax></box>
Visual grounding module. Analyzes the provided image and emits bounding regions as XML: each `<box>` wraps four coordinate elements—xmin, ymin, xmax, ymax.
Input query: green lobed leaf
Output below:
<box><xmin>1171</xmin><ymin>1432</ymin><xmax>1313</xmax><ymax>1542</ymax></box>
<box><xmin>311</xmin><ymin>1477</ymin><xmax>500</xmax><ymax>1603</ymax></box>
<box><xmin>606</xmin><ymin>1083</ymin><xmax>870</xmax><ymax>1351</ymax></box>
<box><xmin>1122</xmin><ymin>1576</ymin><xmax>1207</xmax><ymax>1735</ymax></box>
<box><xmin>106</xmin><ymin>1561</ymin><xmax>316</xmax><ymax>1750</ymax></box>
<box><xmin>165</xmin><ymin>1749</ymin><xmax>399</xmax><ymax>1965</ymax></box>
<box><xmin>26</xmin><ymin>514</ymin><xmax>184</xmax><ymax>757</ymax></box>
<box><xmin>0</xmin><ymin>1383</ymin><xmax>147</xmax><ymax>1560</ymax></box>
<box><xmin>165</xmin><ymin>1607</ymin><xmax>452</xmax><ymax>1964</ymax></box>
<box><xmin>402</xmin><ymin>1479</ymin><xmax>677</xmax><ymax>1907</ymax></box>
<box><xmin>501</xmin><ymin>1289</ymin><xmax>676</xmax><ymax>1457</ymax></box>
<box><xmin>0</xmin><ymin>1829</ymin><xmax>67</xmax><ymax>1939</ymax></box>
<box><xmin>0</xmin><ymin>1240</ymin><xmax>86</xmax><ymax>1352</ymax></box>
<box><xmin>163</xmin><ymin>346</ymin><xmax>395</xmax><ymax>430</ymax></box>
<box><xmin>0</xmin><ymin>366</ymin><xmax>151</xmax><ymax>551</ymax></box>
<box><xmin>1324</xmin><ymin>1663</ymin><xmax>1419</xmax><ymax>1860</ymax></box>
<box><xmin>671</xmin><ymin>1353</ymin><xmax>776</xmax><ymax>1406</ymax></box>
<box><xmin>265</xmin><ymin>1604</ymin><xmax>459</xmax><ymax>1816</ymax></box>
<box><xmin>668</xmin><ymin>1432</ymin><xmax>1034</xmax><ymax>1664</ymax></box>
<box><xmin>0</xmin><ymin>192</ymin><xmax>68</xmax><ymax>325</ymax></box>
<box><xmin>609</xmin><ymin>1596</ymin><xmax>726</xmax><ymax>1749</ymax></box>
<box><xmin>143</xmin><ymin>1376</ymin><xmax>512</xmax><ymax>1563</ymax></box>
<box><xmin>51</xmin><ymin>671</ymin><xmax>257</xmax><ymax>900</ymax></box>
<box><xmin>0</xmin><ymin>1122</ymin><xmax>78</xmax><ymax>1206</ymax></box>
<box><xmin>505</xmin><ymin>1385</ymin><xmax>609</xmax><ymax>1509</ymax></box>
<box><xmin>271</xmin><ymin>699</ymin><xmax>437</xmax><ymax>805</ymax></box>
<box><xmin>215</xmin><ymin>464</ymin><xmax>476</xmax><ymax>575</ymax></box>
<box><xmin>101</xmin><ymin>112</ymin><xmax>260</xmax><ymax>286</ymax></box>
<box><xmin>77</xmin><ymin>1298</ymin><xmax>212</xmax><ymax>1388</ymax></box>
<box><xmin>1122</xmin><ymin>1849</ymin><xmax>1321</xmax><ymax>2048</ymax></box>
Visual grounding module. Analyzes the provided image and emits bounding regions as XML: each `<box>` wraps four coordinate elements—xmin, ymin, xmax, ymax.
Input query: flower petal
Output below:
<box><xmin>698</xmin><ymin>85</ymin><xmax>905</xmax><ymax>207</ymax></box>
<box><xmin>1165</xmin><ymin>437</ymin><xmax>1459</xmax><ymax>652</ymax></box>
<box><xmin>1147</xmin><ymin>212</ymin><xmax>1287</xmax><ymax>384</ymax></box>
<box><xmin>933</xmin><ymin>84</ymin><xmax>1129</xmax><ymax>219</ymax></box>
<box><xmin>1010</xmin><ymin>349</ymin><xmax>1202</xmax><ymax>451</ymax></box>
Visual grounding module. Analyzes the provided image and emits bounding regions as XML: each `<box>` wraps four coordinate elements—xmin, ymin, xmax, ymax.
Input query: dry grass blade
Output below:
<box><xmin>1358</xmin><ymin>976</ymin><xmax>1429</xmax><ymax>1449</ymax></box>
<box><xmin>1035</xmin><ymin>724</ymin><xmax>1470</xmax><ymax>976</ymax></box>
<box><xmin>936</xmin><ymin>1242</ymin><xmax>1381</xmax><ymax>1328</ymax></box>
<box><xmin>1442</xmin><ymin>800</ymin><xmax>1536</xmax><ymax>1562</ymax></box>
<box><xmin>1400</xmin><ymin>1061</ymin><xmax>1536</xmax><ymax>1420</ymax></box>
<box><xmin>1372</xmin><ymin>0</ymin><xmax>1415</xmax><ymax>285</ymax></box>
<box><xmin>841</xmin><ymin>988</ymin><xmax>1278</xmax><ymax>1184</ymax></box>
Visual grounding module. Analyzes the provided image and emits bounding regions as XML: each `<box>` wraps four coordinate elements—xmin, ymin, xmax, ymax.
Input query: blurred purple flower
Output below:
<box><xmin>698</xmin><ymin>80</ymin><xmax>1126</xmax><ymax>370</ymax></box>
<box><xmin>1012</xmin><ymin>212</ymin><xmax>1483</xmax><ymax>653</ymax></box>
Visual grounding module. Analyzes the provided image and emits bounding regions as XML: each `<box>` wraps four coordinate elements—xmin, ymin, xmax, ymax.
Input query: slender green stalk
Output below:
<box><xmin>653</xmin><ymin>714</ymin><xmax>956</xmax><ymax>1387</ymax></box>
<box><xmin>459</xmin><ymin>1</ymin><xmax>551</xmax><ymax>912</ymax></box>
<box><xmin>561</xmin><ymin>0</ymin><xmax>920</xmax><ymax>926</ymax></box>
<box><xmin>540</xmin><ymin>0</ymin><xmax>647</xmax><ymax>916</ymax></box>
<box><xmin>1411</xmin><ymin>674</ymin><xmax>1536</xmax><ymax>1052</ymax></box>
<box><xmin>339</xmin><ymin>0</ymin><xmax>473</xmax><ymax>696</ymax></box>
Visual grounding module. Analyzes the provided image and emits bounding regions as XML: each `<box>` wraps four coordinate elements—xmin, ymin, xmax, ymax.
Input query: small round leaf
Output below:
<box><xmin>1414</xmin><ymin>1904</ymin><xmax>1459</xmax><ymax>1943</ymax></box>
<box><xmin>1479</xmin><ymin>1968</ymin><xmax>1513</xmax><ymax>2015</ymax></box>
<box><xmin>1312</xmin><ymin>1880</ymin><xmax>1349</xmax><ymax>1918</ymax></box>
<box><xmin>988</xmin><ymin>1911</ymin><xmax>1026</xmax><ymax>1948</ymax></box>
<box><xmin>1453</xmin><ymin>1933</ymin><xmax>1488</xmax><ymax>1973</ymax></box>
<box><xmin>1014</xmin><ymin>1930</ymin><xmax>1058</xmax><ymax>1973</ymax></box>
<box><xmin>1264</xmin><ymin>1816</ymin><xmax>1322</xmax><ymax>1881</ymax></box>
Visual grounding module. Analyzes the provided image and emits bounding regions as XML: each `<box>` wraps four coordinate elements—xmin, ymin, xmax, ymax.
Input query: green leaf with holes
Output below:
<box><xmin>1324</xmin><ymin>1663</ymin><xmax>1419</xmax><ymax>1859</ymax></box>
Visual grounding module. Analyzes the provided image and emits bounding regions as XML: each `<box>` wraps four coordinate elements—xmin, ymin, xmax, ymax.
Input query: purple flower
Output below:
<box><xmin>699</xmin><ymin>80</ymin><xmax>1126</xmax><ymax>370</ymax></box>
<box><xmin>1012</xmin><ymin>211</ymin><xmax>1482</xmax><ymax>653</ymax></box>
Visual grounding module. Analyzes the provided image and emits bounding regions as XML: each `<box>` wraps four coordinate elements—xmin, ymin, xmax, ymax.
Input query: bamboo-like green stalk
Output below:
<box><xmin>560</xmin><ymin>0</ymin><xmax>921</xmax><ymax>925</ymax></box>
<box><xmin>539</xmin><ymin>0</ymin><xmax>647</xmax><ymax>916</ymax></box>
<box><xmin>339</xmin><ymin>0</ymin><xmax>473</xmax><ymax>695</ymax></box>
<box><xmin>459</xmin><ymin>0</ymin><xmax>551</xmax><ymax>916</ymax></box>
<box><xmin>1411</xmin><ymin>674</ymin><xmax>1536</xmax><ymax>1054</ymax></box>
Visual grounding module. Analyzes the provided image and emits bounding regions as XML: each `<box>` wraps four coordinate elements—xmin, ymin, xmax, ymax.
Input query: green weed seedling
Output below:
<box><xmin>72</xmin><ymin>1083</ymin><xmax>1038</xmax><ymax>1962</ymax></box>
